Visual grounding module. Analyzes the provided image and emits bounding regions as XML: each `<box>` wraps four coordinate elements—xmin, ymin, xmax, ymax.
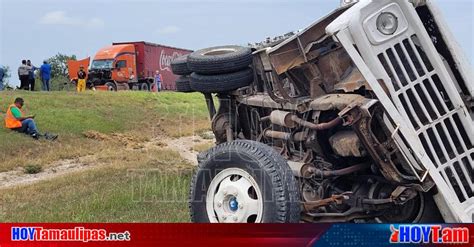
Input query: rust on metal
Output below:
<box><xmin>310</xmin><ymin>94</ymin><xmax>367</xmax><ymax>111</ymax></box>
<box><xmin>329</xmin><ymin>131</ymin><xmax>367</xmax><ymax>157</ymax></box>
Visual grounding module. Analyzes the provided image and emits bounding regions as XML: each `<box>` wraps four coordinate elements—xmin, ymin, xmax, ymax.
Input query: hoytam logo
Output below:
<box><xmin>160</xmin><ymin>50</ymin><xmax>184</xmax><ymax>72</ymax></box>
<box><xmin>390</xmin><ymin>225</ymin><xmax>469</xmax><ymax>244</ymax></box>
<box><xmin>11</xmin><ymin>227</ymin><xmax>131</xmax><ymax>242</ymax></box>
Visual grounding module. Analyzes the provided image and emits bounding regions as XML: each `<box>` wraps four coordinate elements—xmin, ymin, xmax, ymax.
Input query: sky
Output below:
<box><xmin>0</xmin><ymin>0</ymin><xmax>473</xmax><ymax>86</ymax></box>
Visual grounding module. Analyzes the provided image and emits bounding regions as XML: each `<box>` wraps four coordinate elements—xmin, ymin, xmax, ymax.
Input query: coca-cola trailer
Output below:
<box><xmin>87</xmin><ymin>41</ymin><xmax>192</xmax><ymax>91</ymax></box>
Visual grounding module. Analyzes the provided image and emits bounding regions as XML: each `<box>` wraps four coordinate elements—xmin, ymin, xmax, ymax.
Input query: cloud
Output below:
<box><xmin>39</xmin><ymin>11</ymin><xmax>104</xmax><ymax>29</ymax></box>
<box><xmin>156</xmin><ymin>25</ymin><xmax>181</xmax><ymax>34</ymax></box>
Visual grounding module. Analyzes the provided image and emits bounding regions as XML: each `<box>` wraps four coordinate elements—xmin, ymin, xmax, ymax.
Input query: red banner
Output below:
<box><xmin>0</xmin><ymin>223</ymin><xmax>472</xmax><ymax>247</ymax></box>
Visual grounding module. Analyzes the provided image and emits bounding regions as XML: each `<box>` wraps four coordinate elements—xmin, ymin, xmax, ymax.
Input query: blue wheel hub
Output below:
<box><xmin>229</xmin><ymin>196</ymin><xmax>239</xmax><ymax>212</ymax></box>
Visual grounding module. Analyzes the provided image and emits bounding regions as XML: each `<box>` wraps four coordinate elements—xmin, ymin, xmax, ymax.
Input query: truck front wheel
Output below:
<box><xmin>189</xmin><ymin>140</ymin><xmax>301</xmax><ymax>223</ymax></box>
<box><xmin>105</xmin><ymin>82</ymin><xmax>117</xmax><ymax>91</ymax></box>
<box><xmin>140</xmin><ymin>83</ymin><xmax>150</xmax><ymax>91</ymax></box>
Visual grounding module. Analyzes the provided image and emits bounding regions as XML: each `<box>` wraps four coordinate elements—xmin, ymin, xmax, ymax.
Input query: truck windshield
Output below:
<box><xmin>91</xmin><ymin>60</ymin><xmax>114</xmax><ymax>69</ymax></box>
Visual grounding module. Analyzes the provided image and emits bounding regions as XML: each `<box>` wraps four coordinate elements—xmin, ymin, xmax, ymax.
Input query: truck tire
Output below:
<box><xmin>171</xmin><ymin>55</ymin><xmax>192</xmax><ymax>75</ymax></box>
<box><xmin>175</xmin><ymin>76</ymin><xmax>194</xmax><ymax>93</ymax></box>
<box><xmin>105</xmin><ymin>82</ymin><xmax>117</xmax><ymax>91</ymax></box>
<box><xmin>188</xmin><ymin>45</ymin><xmax>253</xmax><ymax>75</ymax></box>
<box><xmin>190</xmin><ymin>68</ymin><xmax>254</xmax><ymax>94</ymax></box>
<box><xmin>189</xmin><ymin>140</ymin><xmax>301</xmax><ymax>223</ymax></box>
<box><xmin>140</xmin><ymin>83</ymin><xmax>150</xmax><ymax>91</ymax></box>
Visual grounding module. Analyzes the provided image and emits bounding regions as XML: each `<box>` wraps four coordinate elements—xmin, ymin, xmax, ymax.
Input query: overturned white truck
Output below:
<box><xmin>173</xmin><ymin>0</ymin><xmax>474</xmax><ymax>223</ymax></box>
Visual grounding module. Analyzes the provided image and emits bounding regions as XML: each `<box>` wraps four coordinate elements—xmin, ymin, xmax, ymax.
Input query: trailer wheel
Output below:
<box><xmin>175</xmin><ymin>76</ymin><xmax>194</xmax><ymax>93</ymax></box>
<box><xmin>190</xmin><ymin>68</ymin><xmax>254</xmax><ymax>94</ymax></box>
<box><xmin>140</xmin><ymin>83</ymin><xmax>150</xmax><ymax>91</ymax></box>
<box><xmin>188</xmin><ymin>45</ymin><xmax>253</xmax><ymax>75</ymax></box>
<box><xmin>171</xmin><ymin>55</ymin><xmax>192</xmax><ymax>75</ymax></box>
<box><xmin>105</xmin><ymin>82</ymin><xmax>117</xmax><ymax>91</ymax></box>
<box><xmin>189</xmin><ymin>140</ymin><xmax>301</xmax><ymax>223</ymax></box>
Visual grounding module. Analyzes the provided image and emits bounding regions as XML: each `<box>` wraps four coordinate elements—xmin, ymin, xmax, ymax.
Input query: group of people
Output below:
<box><xmin>18</xmin><ymin>60</ymin><xmax>51</xmax><ymax>91</ymax></box>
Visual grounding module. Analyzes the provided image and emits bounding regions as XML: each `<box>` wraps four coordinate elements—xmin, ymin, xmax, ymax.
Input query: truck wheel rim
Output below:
<box><xmin>206</xmin><ymin>168</ymin><xmax>263</xmax><ymax>223</ymax></box>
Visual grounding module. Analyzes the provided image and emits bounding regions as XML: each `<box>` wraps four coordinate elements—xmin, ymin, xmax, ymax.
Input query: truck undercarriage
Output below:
<box><xmin>174</xmin><ymin>0</ymin><xmax>473</xmax><ymax>223</ymax></box>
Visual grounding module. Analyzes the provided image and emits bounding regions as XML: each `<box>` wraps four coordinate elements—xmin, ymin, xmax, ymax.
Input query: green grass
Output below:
<box><xmin>0</xmin><ymin>90</ymin><xmax>212</xmax><ymax>222</ymax></box>
<box><xmin>23</xmin><ymin>164</ymin><xmax>42</xmax><ymax>174</ymax></box>
<box><xmin>1</xmin><ymin>90</ymin><xmax>209</xmax><ymax>135</ymax></box>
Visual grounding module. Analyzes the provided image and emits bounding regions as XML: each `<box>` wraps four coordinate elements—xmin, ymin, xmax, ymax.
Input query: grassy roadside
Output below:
<box><xmin>0</xmin><ymin>90</ymin><xmax>212</xmax><ymax>222</ymax></box>
<box><xmin>0</xmin><ymin>91</ymin><xmax>210</xmax><ymax>172</ymax></box>
<box><xmin>0</xmin><ymin>148</ymin><xmax>193</xmax><ymax>222</ymax></box>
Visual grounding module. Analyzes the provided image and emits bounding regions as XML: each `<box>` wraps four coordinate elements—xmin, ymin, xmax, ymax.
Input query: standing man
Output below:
<box><xmin>155</xmin><ymin>70</ymin><xmax>162</xmax><ymax>92</ymax></box>
<box><xmin>77</xmin><ymin>66</ymin><xmax>87</xmax><ymax>92</ymax></box>
<box><xmin>27</xmin><ymin>60</ymin><xmax>38</xmax><ymax>91</ymax></box>
<box><xmin>39</xmin><ymin>60</ymin><xmax>52</xmax><ymax>91</ymax></box>
<box><xmin>0</xmin><ymin>66</ymin><xmax>4</xmax><ymax>91</ymax></box>
<box><xmin>18</xmin><ymin>60</ymin><xmax>30</xmax><ymax>90</ymax></box>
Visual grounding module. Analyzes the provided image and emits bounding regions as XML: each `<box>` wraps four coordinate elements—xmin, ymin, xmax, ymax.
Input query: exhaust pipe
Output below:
<box><xmin>269</xmin><ymin>110</ymin><xmax>343</xmax><ymax>130</ymax></box>
<box><xmin>263</xmin><ymin>130</ymin><xmax>307</xmax><ymax>142</ymax></box>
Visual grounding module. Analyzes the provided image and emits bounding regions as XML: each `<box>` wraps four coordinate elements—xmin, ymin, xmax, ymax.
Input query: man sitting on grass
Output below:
<box><xmin>4</xmin><ymin>97</ymin><xmax>57</xmax><ymax>140</ymax></box>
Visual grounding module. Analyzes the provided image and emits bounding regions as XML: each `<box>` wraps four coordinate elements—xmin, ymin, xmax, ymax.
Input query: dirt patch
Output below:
<box><xmin>0</xmin><ymin>133</ymin><xmax>215</xmax><ymax>189</ymax></box>
<box><xmin>0</xmin><ymin>155</ymin><xmax>99</xmax><ymax>188</ymax></box>
<box><xmin>160</xmin><ymin>135</ymin><xmax>213</xmax><ymax>165</ymax></box>
<box><xmin>83</xmin><ymin>131</ymin><xmax>150</xmax><ymax>149</ymax></box>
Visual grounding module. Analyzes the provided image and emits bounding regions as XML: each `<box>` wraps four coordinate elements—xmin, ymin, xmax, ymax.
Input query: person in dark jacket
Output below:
<box><xmin>0</xmin><ymin>66</ymin><xmax>4</xmax><ymax>91</ymax></box>
<box><xmin>77</xmin><ymin>66</ymin><xmax>87</xmax><ymax>92</ymax></box>
<box><xmin>26</xmin><ymin>60</ymin><xmax>38</xmax><ymax>91</ymax></box>
<box><xmin>39</xmin><ymin>60</ymin><xmax>52</xmax><ymax>91</ymax></box>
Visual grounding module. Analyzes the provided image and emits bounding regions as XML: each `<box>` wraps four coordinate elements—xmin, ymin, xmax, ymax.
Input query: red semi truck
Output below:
<box><xmin>87</xmin><ymin>41</ymin><xmax>192</xmax><ymax>91</ymax></box>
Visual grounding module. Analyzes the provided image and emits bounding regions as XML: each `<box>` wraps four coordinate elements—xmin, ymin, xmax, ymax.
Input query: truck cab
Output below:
<box><xmin>88</xmin><ymin>44</ymin><xmax>137</xmax><ymax>90</ymax></box>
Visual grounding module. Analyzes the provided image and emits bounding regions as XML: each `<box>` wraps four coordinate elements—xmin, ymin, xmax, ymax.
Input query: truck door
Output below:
<box><xmin>114</xmin><ymin>60</ymin><xmax>129</xmax><ymax>82</ymax></box>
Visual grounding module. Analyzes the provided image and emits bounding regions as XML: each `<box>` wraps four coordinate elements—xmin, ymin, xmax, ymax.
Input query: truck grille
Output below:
<box><xmin>377</xmin><ymin>35</ymin><xmax>474</xmax><ymax>203</ymax></box>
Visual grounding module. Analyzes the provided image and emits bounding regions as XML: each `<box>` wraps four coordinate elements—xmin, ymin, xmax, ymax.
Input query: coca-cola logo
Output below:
<box><xmin>160</xmin><ymin>50</ymin><xmax>183</xmax><ymax>72</ymax></box>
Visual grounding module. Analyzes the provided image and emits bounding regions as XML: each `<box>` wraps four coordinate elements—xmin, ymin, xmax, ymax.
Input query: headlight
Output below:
<box><xmin>376</xmin><ymin>12</ymin><xmax>398</xmax><ymax>35</ymax></box>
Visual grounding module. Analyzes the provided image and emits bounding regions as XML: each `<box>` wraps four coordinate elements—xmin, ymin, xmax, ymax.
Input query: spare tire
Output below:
<box><xmin>188</xmin><ymin>45</ymin><xmax>253</xmax><ymax>75</ymax></box>
<box><xmin>171</xmin><ymin>55</ymin><xmax>192</xmax><ymax>75</ymax></box>
<box><xmin>190</xmin><ymin>68</ymin><xmax>254</xmax><ymax>94</ymax></box>
<box><xmin>175</xmin><ymin>76</ymin><xmax>194</xmax><ymax>93</ymax></box>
